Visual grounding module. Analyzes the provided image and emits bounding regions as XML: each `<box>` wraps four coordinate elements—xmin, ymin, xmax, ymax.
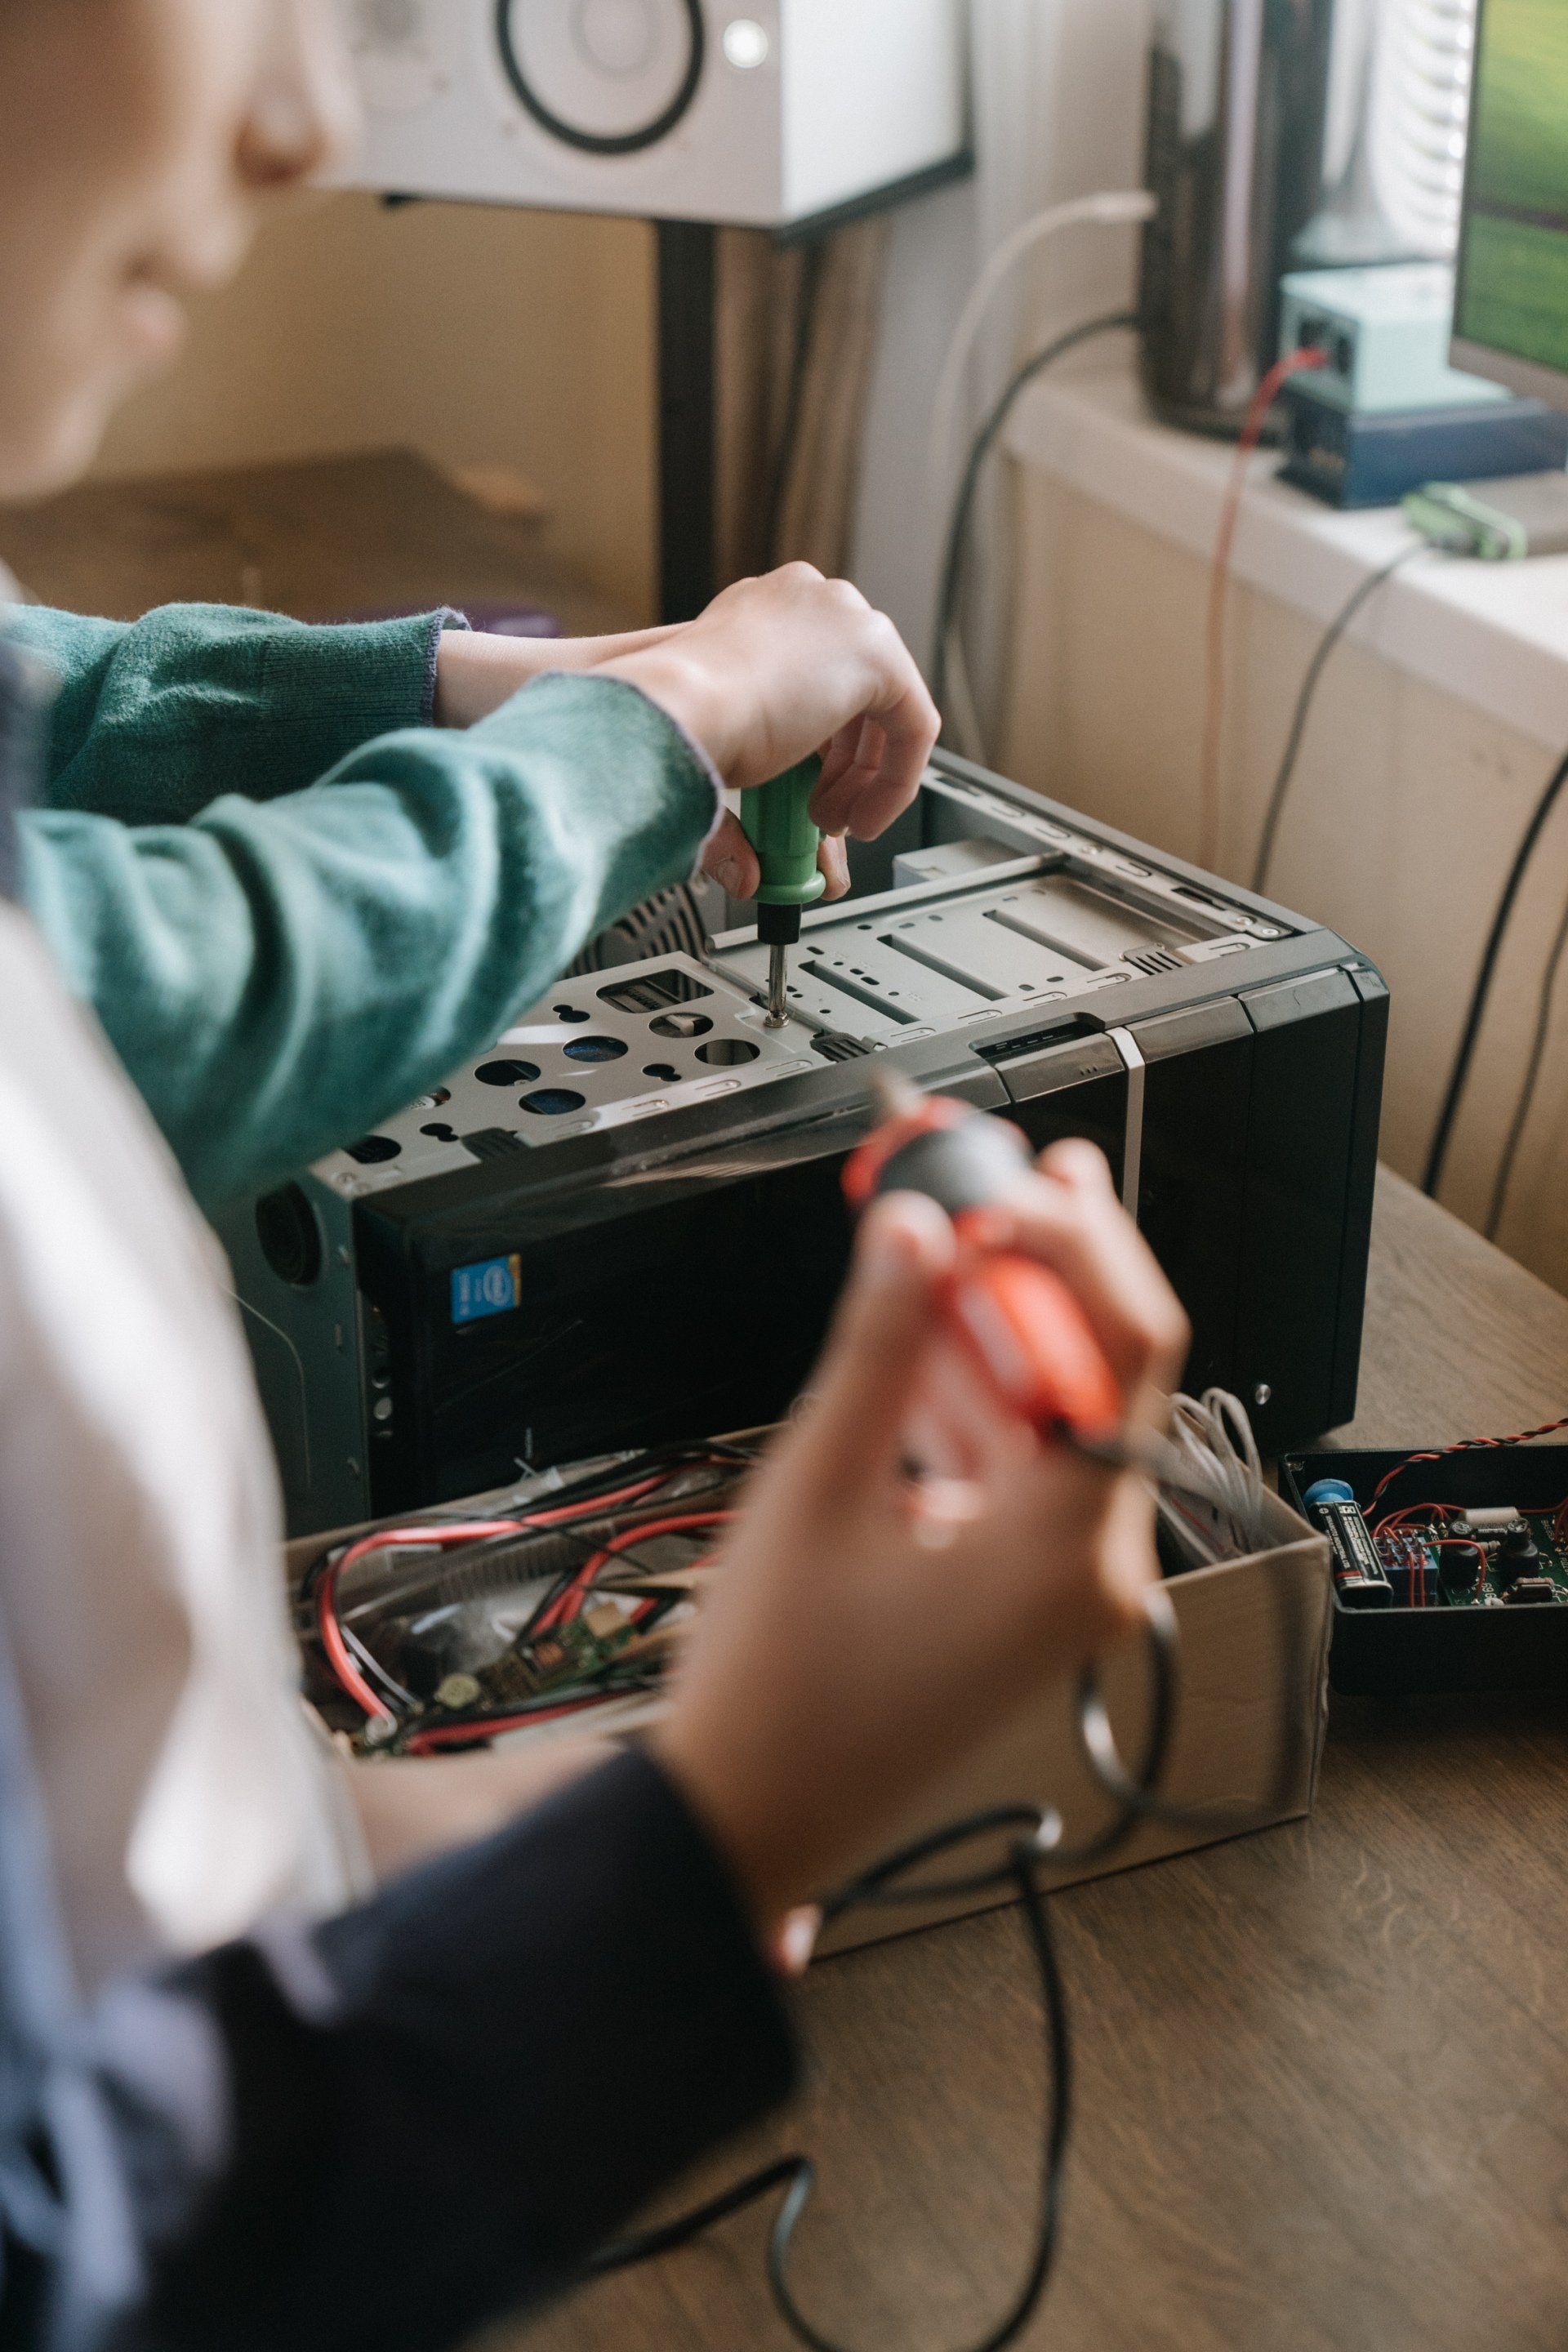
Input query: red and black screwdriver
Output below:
<box><xmin>843</xmin><ymin>1076</ymin><xmax>1125</xmax><ymax>1445</ymax></box>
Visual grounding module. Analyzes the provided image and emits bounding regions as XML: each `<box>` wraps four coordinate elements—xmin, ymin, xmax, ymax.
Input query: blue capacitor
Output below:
<box><xmin>1303</xmin><ymin>1477</ymin><xmax>1356</xmax><ymax>1510</ymax></box>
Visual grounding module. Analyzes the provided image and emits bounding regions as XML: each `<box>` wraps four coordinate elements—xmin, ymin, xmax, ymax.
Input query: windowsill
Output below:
<box><xmin>1006</xmin><ymin>353</ymin><xmax>1568</xmax><ymax>751</ymax></box>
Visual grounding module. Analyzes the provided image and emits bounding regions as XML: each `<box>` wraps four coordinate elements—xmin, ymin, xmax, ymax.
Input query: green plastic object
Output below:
<box><xmin>742</xmin><ymin>758</ymin><xmax>826</xmax><ymax>911</ymax></box>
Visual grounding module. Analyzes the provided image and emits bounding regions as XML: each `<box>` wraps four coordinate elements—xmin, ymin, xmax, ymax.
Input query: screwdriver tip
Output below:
<box><xmin>765</xmin><ymin>944</ymin><xmax>789</xmax><ymax>1029</ymax></box>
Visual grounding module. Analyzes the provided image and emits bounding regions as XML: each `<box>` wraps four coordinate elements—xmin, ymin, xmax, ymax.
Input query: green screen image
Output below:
<box><xmin>1458</xmin><ymin>0</ymin><xmax>1568</xmax><ymax>377</ymax></box>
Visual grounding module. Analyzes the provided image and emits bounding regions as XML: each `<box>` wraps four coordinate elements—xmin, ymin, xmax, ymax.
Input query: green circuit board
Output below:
<box><xmin>1374</xmin><ymin>1512</ymin><xmax>1568</xmax><ymax>1609</ymax></box>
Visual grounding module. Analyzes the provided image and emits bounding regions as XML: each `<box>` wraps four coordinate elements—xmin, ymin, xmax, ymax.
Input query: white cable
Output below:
<box><xmin>1163</xmin><ymin>1389</ymin><xmax>1270</xmax><ymax>1560</ymax></box>
<box><xmin>925</xmin><ymin>189</ymin><xmax>1158</xmax><ymax>508</ymax></box>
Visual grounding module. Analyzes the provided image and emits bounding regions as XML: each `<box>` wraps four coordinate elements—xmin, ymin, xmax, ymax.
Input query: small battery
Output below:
<box><xmin>1302</xmin><ymin>1479</ymin><xmax>1396</xmax><ymax>1610</ymax></box>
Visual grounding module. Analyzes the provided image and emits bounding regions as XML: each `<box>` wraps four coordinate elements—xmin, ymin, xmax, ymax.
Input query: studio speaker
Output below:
<box><xmin>336</xmin><ymin>0</ymin><xmax>969</xmax><ymax>229</ymax></box>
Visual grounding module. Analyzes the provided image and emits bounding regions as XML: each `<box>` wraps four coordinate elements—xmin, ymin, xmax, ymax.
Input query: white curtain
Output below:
<box><xmin>852</xmin><ymin>0</ymin><xmax>1152</xmax><ymax>753</ymax></box>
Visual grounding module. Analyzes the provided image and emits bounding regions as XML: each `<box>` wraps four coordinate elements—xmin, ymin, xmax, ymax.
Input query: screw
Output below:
<box><xmin>1254</xmin><ymin>1383</ymin><xmax>1272</xmax><ymax>1409</ymax></box>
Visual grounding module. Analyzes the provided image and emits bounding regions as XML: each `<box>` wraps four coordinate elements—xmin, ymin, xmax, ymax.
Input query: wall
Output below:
<box><xmin>1001</xmin><ymin>468</ymin><xmax>1568</xmax><ymax>1297</ymax></box>
<box><xmin>852</xmin><ymin>0</ymin><xmax>1152</xmax><ymax>672</ymax></box>
<box><xmin>92</xmin><ymin>192</ymin><xmax>658</xmax><ymax>620</ymax></box>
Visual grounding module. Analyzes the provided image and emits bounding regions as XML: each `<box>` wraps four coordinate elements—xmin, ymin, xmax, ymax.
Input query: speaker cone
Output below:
<box><xmin>496</xmin><ymin>0</ymin><xmax>706</xmax><ymax>156</ymax></box>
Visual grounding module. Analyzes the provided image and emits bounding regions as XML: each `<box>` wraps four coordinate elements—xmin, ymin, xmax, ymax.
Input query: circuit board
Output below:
<box><xmin>1374</xmin><ymin>1510</ymin><xmax>1568</xmax><ymax>1609</ymax></box>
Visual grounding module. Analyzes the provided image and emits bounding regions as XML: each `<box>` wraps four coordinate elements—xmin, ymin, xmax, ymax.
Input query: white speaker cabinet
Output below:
<box><xmin>336</xmin><ymin>0</ymin><xmax>971</xmax><ymax>230</ymax></box>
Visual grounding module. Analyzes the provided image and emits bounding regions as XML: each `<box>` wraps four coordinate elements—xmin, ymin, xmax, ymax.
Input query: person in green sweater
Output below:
<box><xmin>1</xmin><ymin>0</ymin><xmax>938</xmax><ymax>1212</ymax></box>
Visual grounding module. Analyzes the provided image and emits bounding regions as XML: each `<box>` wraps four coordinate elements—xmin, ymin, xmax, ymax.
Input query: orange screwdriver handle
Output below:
<box><xmin>946</xmin><ymin>1234</ymin><xmax>1122</xmax><ymax>1439</ymax></box>
<box><xmin>843</xmin><ymin>1089</ymin><xmax>1124</xmax><ymax>1442</ymax></box>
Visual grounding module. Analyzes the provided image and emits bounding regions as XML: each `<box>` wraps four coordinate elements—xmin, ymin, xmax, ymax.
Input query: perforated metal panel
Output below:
<box><xmin>316</xmin><ymin>955</ymin><xmax>817</xmax><ymax>1200</ymax></box>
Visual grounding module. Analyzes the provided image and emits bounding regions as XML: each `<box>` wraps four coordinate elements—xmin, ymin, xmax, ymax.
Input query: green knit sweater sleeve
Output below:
<box><xmin>20</xmin><ymin>673</ymin><xmax>721</xmax><ymax>1209</ymax></box>
<box><xmin>4</xmin><ymin>601</ymin><xmax>457</xmax><ymax>821</ymax></box>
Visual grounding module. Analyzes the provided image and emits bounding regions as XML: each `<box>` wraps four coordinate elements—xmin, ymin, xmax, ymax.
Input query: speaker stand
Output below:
<box><xmin>656</xmin><ymin>219</ymin><xmax>719</xmax><ymax>623</ymax></box>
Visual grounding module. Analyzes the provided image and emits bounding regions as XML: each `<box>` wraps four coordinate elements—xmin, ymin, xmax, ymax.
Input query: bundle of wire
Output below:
<box><xmin>303</xmin><ymin>1441</ymin><xmax>760</xmax><ymax>1757</ymax></box>
<box><xmin>1157</xmin><ymin>1388</ymin><xmax>1272</xmax><ymax>1564</ymax></box>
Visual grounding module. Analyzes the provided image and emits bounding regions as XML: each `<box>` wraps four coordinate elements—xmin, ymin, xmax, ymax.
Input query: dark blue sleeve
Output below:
<box><xmin>35</xmin><ymin>1748</ymin><xmax>797</xmax><ymax>2352</ymax></box>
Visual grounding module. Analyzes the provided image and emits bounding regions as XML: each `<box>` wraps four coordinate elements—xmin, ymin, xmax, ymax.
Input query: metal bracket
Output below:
<box><xmin>1107</xmin><ymin>1027</ymin><xmax>1147</xmax><ymax>1219</ymax></box>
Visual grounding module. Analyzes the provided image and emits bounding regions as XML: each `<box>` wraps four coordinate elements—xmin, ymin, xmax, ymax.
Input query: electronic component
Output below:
<box><xmin>220</xmin><ymin>757</ymin><xmax>1388</xmax><ymax>1536</ymax></box>
<box><xmin>1301</xmin><ymin>1478</ymin><xmax>1395</xmax><ymax>1610</ymax></box>
<box><xmin>300</xmin><ymin>1441</ymin><xmax>755</xmax><ymax>1755</ymax></box>
<box><xmin>1280</xmin><ymin>265</ymin><xmax>1512</xmax><ymax>416</ymax></box>
<box><xmin>1376</xmin><ymin>1528</ymin><xmax>1439</xmax><ymax>1608</ymax></box>
<box><xmin>1494</xmin><ymin>1523</ymin><xmax>1543</xmax><ymax>1589</ymax></box>
<box><xmin>1279</xmin><ymin>382</ymin><xmax>1568</xmax><ymax>510</ymax></box>
<box><xmin>1285</xmin><ymin>1432</ymin><xmax>1568</xmax><ymax>1694</ymax></box>
<box><xmin>1404</xmin><ymin>475</ymin><xmax>1568</xmax><ymax>561</ymax></box>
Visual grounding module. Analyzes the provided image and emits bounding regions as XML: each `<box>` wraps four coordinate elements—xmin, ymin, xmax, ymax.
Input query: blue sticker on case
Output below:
<box><xmin>452</xmin><ymin>1254</ymin><xmax>521</xmax><ymax>1325</ymax></box>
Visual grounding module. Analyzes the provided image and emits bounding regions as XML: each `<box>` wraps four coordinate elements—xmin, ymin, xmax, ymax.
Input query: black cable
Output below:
<box><xmin>1250</xmin><ymin>543</ymin><xmax>1429</xmax><ymax>896</ymax></box>
<box><xmin>932</xmin><ymin>313</ymin><xmax>1138</xmax><ymax>719</ymax></box>
<box><xmin>1485</xmin><ymin>884</ymin><xmax>1568</xmax><ymax>1241</ymax></box>
<box><xmin>588</xmin><ymin>1566</ymin><xmax>1307</xmax><ymax>2352</ymax></box>
<box><xmin>592</xmin><ymin>1819</ymin><xmax>1071</xmax><ymax>2352</ymax></box>
<box><xmin>1424</xmin><ymin>742</ymin><xmax>1568</xmax><ymax>1200</ymax></box>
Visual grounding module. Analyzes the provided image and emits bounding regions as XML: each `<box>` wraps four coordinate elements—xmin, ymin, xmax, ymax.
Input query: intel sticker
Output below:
<box><xmin>451</xmin><ymin>1254</ymin><xmax>522</xmax><ymax>1325</ymax></box>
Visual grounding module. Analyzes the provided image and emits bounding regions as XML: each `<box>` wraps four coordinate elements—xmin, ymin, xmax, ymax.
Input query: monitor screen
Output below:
<box><xmin>1454</xmin><ymin>0</ymin><xmax>1568</xmax><ymax>404</ymax></box>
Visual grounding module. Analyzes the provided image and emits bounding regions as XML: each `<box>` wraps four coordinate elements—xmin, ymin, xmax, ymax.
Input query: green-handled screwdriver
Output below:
<box><xmin>742</xmin><ymin>757</ymin><xmax>826</xmax><ymax>1027</ymax></box>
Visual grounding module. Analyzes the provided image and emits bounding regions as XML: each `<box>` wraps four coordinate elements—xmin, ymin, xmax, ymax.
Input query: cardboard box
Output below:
<box><xmin>290</xmin><ymin>1486</ymin><xmax>1331</xmax><ymax>1956</ymax></box>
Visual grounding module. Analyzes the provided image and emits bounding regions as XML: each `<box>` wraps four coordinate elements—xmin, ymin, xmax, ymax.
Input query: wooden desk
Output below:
<box><xmin>0</xmin><ymin>449</ymin><xmax>632</xmax><ymax>638</ymax></box>
<box><xmin>524</xmin><ymin>1169</ymin><xmax>1568</xmax><ymax>2352</ymax></box>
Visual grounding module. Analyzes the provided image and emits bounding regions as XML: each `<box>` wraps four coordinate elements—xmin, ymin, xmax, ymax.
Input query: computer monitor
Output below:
<box><xmin>1453</xmin><ymin>0</ymin><xmax>1568</xmax><ymax>406</ymax></box>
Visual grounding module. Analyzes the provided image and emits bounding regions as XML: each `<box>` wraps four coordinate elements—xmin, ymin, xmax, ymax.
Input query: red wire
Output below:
<box><xmin>318</xmin><ymin>1520</ymin><xmax>528</xmax><ymax>1730</ymax></box>
<box><xmin>406</xmin><ymin>1695</ymin><xmax>613</xmax><ymax>1755</ymax></box>
<box><xmin>315</xmin><ymin>1477</ymin><xmax>692</xmax><ymax>1722</ymax></box>
<box><xmin>1198</xmin><ymin>346</ymin><xmax>1327</xmax><ymax>873</ymax></box>
<box><xmin>316</xmin><ymin>1481</ymin><xmax>738</xmax><ymax>1729</ymax></box>
<box><xmin>1370</xmin><ymin>1417</ymin><xmax>1568</xmax><ymax>1517</ymax></box>
<box><xmin>532</xmin><ymin>1511</ymin><xmax>735</xmax><ymax>1635</ymax></box>
<box><xmin>1431</xmin><ymin>1538</ymin><xmax>1489</xmax><ymax>1600</ymax></box>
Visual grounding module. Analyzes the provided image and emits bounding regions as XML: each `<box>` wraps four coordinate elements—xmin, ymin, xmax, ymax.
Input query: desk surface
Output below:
<box><xmin>0</xmin><ymin>448</ymin><xmax>631</xmax><ymax>639</ymax></box>
<box><xmin>525</xmin><ymin>1169</ymin><xmax>1568</xmax><ymax>2352</ymax></box>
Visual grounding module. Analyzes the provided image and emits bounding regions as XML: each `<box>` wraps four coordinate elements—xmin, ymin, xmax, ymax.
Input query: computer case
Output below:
<box><xmin>217</xmin><ymin>755</ymin><xmax>1388</xmax><ymax>1535</ymax></box>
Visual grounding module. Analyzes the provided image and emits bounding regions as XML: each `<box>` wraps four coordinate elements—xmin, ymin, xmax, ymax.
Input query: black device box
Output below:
<box><xmin>220</xmin><ymin>755</ymin><xmax>1388</xmax><ymax>1536</ymax></box>
<box><xmin>1282</xmin><ymin>1446</ymin><xmax>1568</xmax><ymax>1695</ymax></box>
<box><xmin>1280</xmin><ymin>381</ymin><xmax>1568</xmax><ymax>509</ymax></box>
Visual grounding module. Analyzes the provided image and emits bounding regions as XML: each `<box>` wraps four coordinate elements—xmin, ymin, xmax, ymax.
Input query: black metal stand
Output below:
<box><xmin>656</xmin><ymin>220</ymin><xmax>719</xmax><ymax>622</ymax></box>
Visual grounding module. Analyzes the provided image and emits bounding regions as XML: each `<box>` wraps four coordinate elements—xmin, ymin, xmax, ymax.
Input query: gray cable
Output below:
<box><xmin>1486</xmin><ymin>885</ymin><xmax>1568</xmax><ymax>1241</ymax></box>
<box><xmin>1251</xmin><ymin>543</ymin><xmax>1428</xmax><ymax>897</ymax></box>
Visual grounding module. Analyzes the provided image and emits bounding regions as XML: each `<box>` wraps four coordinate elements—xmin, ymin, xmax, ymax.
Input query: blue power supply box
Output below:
<box><xmin>1281</xmin><ymin>382</ymin><xmax>1568</xmax><ymax>510</ymax></box>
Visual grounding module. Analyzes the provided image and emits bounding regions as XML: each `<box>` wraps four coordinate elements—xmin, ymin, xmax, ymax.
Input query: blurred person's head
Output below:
<box><xmin>0</xmin><ymin>0</ymin><xmax>358</xmax><ymax>501</ymax></box>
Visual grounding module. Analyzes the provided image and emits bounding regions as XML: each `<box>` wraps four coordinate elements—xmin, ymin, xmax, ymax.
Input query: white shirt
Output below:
<box><xmin>0</xmin><ymin>877</ymin><xmax>361</xmax><ymax>1994</ymax></box>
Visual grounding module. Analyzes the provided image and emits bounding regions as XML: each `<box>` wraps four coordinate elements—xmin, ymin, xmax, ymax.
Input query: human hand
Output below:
<box><xmin>653</xmin><ymin>1140</ymin><xmax>1189</xmax><ymax>1934</ymax></box>
<box><xmin>598</xmin><ymin>564</ymin><xmax>941</xmax><ymax>896</ymax></box>
<box><xmin>433</xmin><ymin>608</ymin><xmax>861</xmax><ymax>904</ymax></box>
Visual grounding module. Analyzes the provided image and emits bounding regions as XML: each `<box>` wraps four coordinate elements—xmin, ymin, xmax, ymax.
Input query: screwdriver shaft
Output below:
<box><xmin>766</xmin><ymin>942</ymin><xmax>790</xmax><ymax>1028</ymax></box>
